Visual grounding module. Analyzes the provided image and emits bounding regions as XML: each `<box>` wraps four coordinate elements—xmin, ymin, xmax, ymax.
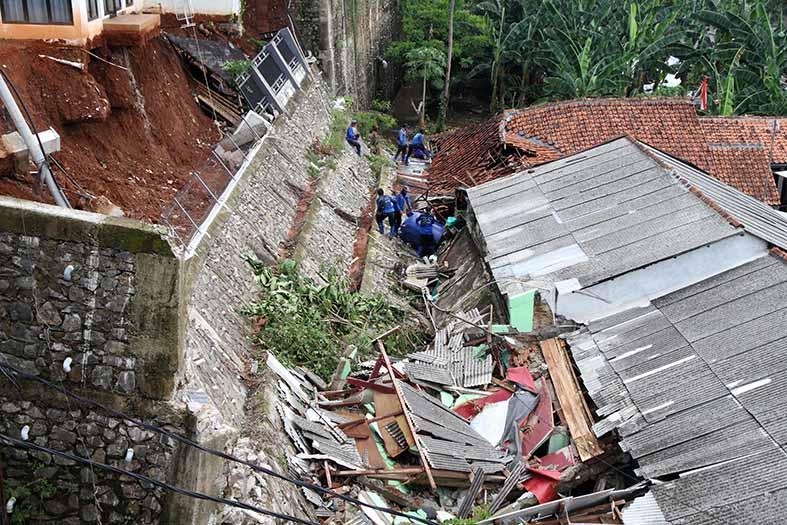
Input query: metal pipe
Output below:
<box><xmin>0</xmin><ymin>73</ymin><xmax>69</xmax><ymax>208</ymax></box>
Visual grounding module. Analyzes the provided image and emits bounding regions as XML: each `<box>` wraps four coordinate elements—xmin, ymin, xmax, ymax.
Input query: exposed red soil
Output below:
<box><xmin>279</xmin><ymin>178</ymin><xmax>318</xmax><ymax>259</ymax></box>
<box><xmin>0</xmin><ymin>37</ymin><xmax>220</xmax><ymax>223</ymax></box>
<box><xmin>348</xmin><ymin>194</ymin><xmax>375</xmax><ymax>291</ymax></box>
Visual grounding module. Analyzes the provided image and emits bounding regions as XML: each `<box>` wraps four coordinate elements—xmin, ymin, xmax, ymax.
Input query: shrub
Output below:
<box><xmin>222</xmin><ymin>59</ymin><xmax>251</xmax><ymax>78</ymax></box>
<box><xmin>354</xmin><ymin>110</ymin><xmax>397</xmax><ymax>138</ymax></box>
<box><xmin>244</xmin><ymin>259</ymin><xmax>422</xmax><ymax>380</ymax></box>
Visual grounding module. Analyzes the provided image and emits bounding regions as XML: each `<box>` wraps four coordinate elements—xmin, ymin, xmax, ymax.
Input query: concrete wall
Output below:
<box><xmin>0</xmin><ymin>0</ymin><xmax>145</xmax><ymax>44</ymax></box>
<box><xmin>144</xmin><ymin>0</ymin><xmax>241</xmax><ymax>16</ymax></box>
<box><xmin>0</xmin><ymin>197</ymin><xmax>182</xmax><ymax>524</ymax></box>
<box><xmin>293</xmin><ymin>0</ymin><xmax>399</xmax><ymax>106</ymax></box>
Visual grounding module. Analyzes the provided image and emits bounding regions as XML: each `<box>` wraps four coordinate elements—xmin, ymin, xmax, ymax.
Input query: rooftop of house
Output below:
<box><xmin>429</xmin><ymin>98</ymin><xmax>781</xmax><ymax>205</ymax></box>
<box><xmin>568</xmin><ymin>253</ymin><xmax>787</xmax><ymax>524</ymax></box>
<box><xmin>700</xmin><ymin>115</ymin><xmax>787</xmax><ymax>166</ymax></box>
<box><xmin>464</xmin><ymin>136</ymin><xmax>787</xmax><ymax>523</ymax></box>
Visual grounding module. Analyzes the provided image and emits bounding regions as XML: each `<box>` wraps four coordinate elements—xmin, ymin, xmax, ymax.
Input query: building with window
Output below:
<box><xmin>0</xmin><ymin>0</ymin><xmax>147</xmax><ymax>45</ymax></box>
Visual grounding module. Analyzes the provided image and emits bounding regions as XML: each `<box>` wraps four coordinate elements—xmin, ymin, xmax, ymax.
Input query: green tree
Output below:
<box><xmin>405</xmin><ymin>46</ymin><xmax>448</xmax><ymax>127</ymax></box>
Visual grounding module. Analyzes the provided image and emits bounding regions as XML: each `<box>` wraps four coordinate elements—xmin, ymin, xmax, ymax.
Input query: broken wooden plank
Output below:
<box><xmin>458</xmin><ymin>467</ymin><xmax>486</xmax><ymax>518</ymax></box>
<box><xmin>374</xmin><ymin>391</ymin><xmax>414</xmax><ymax>457</ymax></box>
<box><xmin>540</xmin><ymin>338</ymin><xmax>603</xmax><ymax>461</ymax></box>
<box><xmin>377</xmin><ymin>339</ymin><xmax>438</xmax><ymax>491</ymax></box>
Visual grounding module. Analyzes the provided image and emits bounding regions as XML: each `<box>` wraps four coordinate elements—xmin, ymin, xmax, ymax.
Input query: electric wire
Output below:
<box><xmin>0</xmin><ymin>361</ymin><xmax>438</xmax><ymax>525</ymax></box>
<box><xmin>0</xmin><ymin>433</ymin><xmax>319</xmax><ymax>525</ymax></box>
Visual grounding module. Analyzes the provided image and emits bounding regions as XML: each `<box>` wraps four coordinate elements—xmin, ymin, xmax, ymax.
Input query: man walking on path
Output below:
<box><xmin>346</xmin><ymin>120</ymin><xmax>362</xmax><ymax>156</ymax></box>
<box><xmin>391</xmin><ymin>187</ymin><xmax>412</xmax><ymax>238</ymax></box>
<box><xmin>375</xmin><ymin>188</ymin><xmax>396</xmax><ymax>236</ymax></box>
<box><xmin>394</xmin><ymin>124</ymin><xmax>409</xmax><ymax>164</ymax></box>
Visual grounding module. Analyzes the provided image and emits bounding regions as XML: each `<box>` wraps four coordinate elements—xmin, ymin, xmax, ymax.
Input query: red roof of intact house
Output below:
<box><xmin>429</xmin><ymin>98</ymin><xmax>781</xmax><ymax>204</ymax></box>
<box><xmin>700</xmin><ymin>116</ymin><xmax>787</xmax><ymax>165</ymax></box>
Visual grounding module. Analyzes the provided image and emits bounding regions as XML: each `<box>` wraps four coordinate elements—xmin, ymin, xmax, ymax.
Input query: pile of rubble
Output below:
<box><xmin>266</xmin><ymin>294</ymin><xmax>649</xmax><ymax>523</ymax></box>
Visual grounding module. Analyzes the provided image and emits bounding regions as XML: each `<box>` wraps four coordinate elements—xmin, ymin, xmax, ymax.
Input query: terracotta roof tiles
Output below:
<box><xmin>428</xmin><ymin>98</ymin><xmax>781</xmax><ymax>205</ymax></box>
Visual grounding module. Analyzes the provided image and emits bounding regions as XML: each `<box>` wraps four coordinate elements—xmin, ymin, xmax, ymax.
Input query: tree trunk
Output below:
<box><xmin>420</xmin><ymin>73</ymin><xmax>427</xmax><ymax>128</ymax></box>
<box><xmin>437</xmin><ymin>0</ymin><xmax>456</xmax><ymax>130</ymax></box>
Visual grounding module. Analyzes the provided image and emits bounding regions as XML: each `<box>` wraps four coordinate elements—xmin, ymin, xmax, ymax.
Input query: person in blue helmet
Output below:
<box><xmin>391</xmin><ymin>186</ymin><xmax>412</xmax><ymax>238</ymax></box>
<box><xmin>375</xmin><ymin>188</ymin><xmax>396</xmax><ymax>236</ymax></box>
<box><xmin>346</xmin><ymin>120</ymin><xmax>361</xmax><ymax>156</ymax></box>
<box><xmin>416</xmin><ymin>207</ymin><xmax>436</xmax><ymax>257</ymax></box>
<box><xmin>393</xmin><ymin>124</ymin><xmax>409</xmax><ymax>164</ymax></box>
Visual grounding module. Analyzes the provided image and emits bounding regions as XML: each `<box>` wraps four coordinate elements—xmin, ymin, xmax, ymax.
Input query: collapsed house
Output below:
<box><xmin>459</xmin><ymin>135</ymin><xmax>787</xmax><ymax>523</ymax></box>
<box><xmin>427</xmin><ymin>98</ymin><xmax>785</xmax><ymax>207</ymax></box>
<box><xmin>266</xmin><ymin>133</ymin><xmax>787</xmax><ymax>523</ymax></box>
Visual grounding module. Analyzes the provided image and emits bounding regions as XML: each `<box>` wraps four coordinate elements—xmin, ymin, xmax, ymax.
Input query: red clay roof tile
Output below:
<box><xmin>429</xmin><ymin>98</ymin><xmax>781</xmax><ymax>205</ymax></box>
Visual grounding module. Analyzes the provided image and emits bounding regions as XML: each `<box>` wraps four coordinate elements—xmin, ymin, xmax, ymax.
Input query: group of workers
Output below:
<box><xmin>375</xmin><ymin>186</ymin><xmax>412</xmax><ymax>238</ymax></box>
<box><xmin>375</xmin><ymin>186</ymin><xmax>438</xmax><ymax>257</ymax></box>
<box><xmin>345</xmin><ymin>118</ymin><xmax>439</xmax><ymax>257</ymax></box>
<box><xmin>345</xmin><ymin>121</ymin><xmax>431</xmax><ymax>164</ymax></box>
<box><xmin>394</xmin><ymin>124</ymin><xmax>430</xmax><ymax>165</ymax></box>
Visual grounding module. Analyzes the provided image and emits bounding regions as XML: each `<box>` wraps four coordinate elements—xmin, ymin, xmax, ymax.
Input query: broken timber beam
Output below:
<box><xmin>376</xmin><ymin>338</ymin><xmax>438</xmax><ymax>491</ymax></box>
<box><xmin>539</xmin><ymin>338</ymin><xmax>603</xmax><ymax>461</ymax></box>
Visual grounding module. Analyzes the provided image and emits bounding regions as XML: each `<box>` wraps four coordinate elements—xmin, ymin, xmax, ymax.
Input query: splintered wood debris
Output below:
<box><xmin>264</xmin><ymin>302</ymin><xmax>646</xmax><ymax>523</ymax></box>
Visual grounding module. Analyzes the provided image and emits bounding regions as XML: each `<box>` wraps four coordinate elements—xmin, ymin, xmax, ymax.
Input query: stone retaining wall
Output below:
<box><xmin>0</xmin><ymin>198</ymin><xmax>182</xmax><ymax>524</ymax></box>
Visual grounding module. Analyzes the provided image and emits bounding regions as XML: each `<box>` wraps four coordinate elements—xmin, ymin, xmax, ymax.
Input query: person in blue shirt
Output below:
<box><xmin>346</xmin><ymin>120</ymin><xmax>361</xmax><ymax>156</ymax></box>
<box><xmin>391</xmin><ymin>186</ymin><xmax>412</xmax><ymax>237</ymax></box>
<box><xmin>405</xmin><ymin>128</ymin><xmax>430</xmax><ymax>163</ymax></box>
<box><xmin>375</xmin><ymin>188</ymin><xmax>396</xmax><ymax>235</ymax></box>
<box><xmin>415</xmin><ymin>207</ymin><xmax>437</xmax><ymax>257</ymax></box>
<box><xmin>393</xmin><ymin>124</ymin><xmax>409</xmax><ymax>164</ymax></box>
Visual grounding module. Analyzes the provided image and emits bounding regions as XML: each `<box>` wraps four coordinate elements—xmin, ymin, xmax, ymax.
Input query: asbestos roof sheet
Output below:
<box><xmin>466</xmin><ymin>137</ymin><xmax>738</xmax><ymax>294</ymax></box>
<box><xmin>567</xmin><ymin>253</ymin><xmax>787</xmax><ymax>523</ymax></box>
<box><xmin>641</xmin><ymin>142</ymin><xmax>787</xmax><ymax>251</ymax></box>
<box><xmin>398</xmin><ymin>381</ymin><xmax>503</xmax><ymax>473</ymax></box>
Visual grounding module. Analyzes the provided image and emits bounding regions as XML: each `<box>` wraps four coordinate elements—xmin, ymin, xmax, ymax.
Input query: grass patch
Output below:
<box><xmin>444</xmin><ymin>506</ymin><xmax>492</xmax><ymax>525</ymax></box>
<box><xmin>244</xmin><ymin>258</ymin><xmax>423</xmax><ymax>381</ymax></box>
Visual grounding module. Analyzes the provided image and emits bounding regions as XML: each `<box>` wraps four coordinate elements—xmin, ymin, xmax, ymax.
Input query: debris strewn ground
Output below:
<box><xmin>257</xmin><ymin>225</ymin><xmax>648</xmax><ymax>524</ymax></box>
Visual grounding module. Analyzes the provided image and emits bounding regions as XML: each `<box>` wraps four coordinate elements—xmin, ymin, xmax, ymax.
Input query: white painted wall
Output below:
<box><xmin>555</xmin><ymin>233</ymin><xmax>769</xmax><ymax>324</ymax></box>
<box><xmin>144</xmin><ymin>0</ymin><xmax>240</xmax><ymax>15</ymax></box>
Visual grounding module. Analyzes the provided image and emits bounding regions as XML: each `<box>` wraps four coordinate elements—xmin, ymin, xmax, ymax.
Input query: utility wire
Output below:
<box><xmin>0</xmin><ymin>361</ymin><xmax>438</xmax><ymax>525</ymax></box>
<box><xmin>0</xmin><ymin>433</ymin><xmax>319</xmax><ymax>525</ymax></box>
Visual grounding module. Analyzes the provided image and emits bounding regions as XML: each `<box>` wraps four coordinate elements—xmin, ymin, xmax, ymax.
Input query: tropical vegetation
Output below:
<box><xmin>385</xmin><ymin>0</ymin><xmax>787</xmax><ymax>119</ymax></box>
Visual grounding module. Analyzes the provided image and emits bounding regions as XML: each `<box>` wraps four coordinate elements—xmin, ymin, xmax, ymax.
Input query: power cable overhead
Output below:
<box><xmin>0</xmin><ymin>433</ymin><xmax>319</xmax><ymax>525</ymax></box>
<box><xmin>0</xmin><ymin>361</ymin><xmax>438</xmax><ymax>525</ymax></box>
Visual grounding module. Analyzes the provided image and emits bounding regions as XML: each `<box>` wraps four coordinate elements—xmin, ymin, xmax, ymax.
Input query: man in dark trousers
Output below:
<box><xmin>405</xmin><ymin>128</ymin><xmax>430</xmax><ymax>163</ymax></box>
<box><xmin>375</xmin><ymin>188</ymin><xmax>396</xmax><ymax>236</ymax></box>
<box><xmin>346</xmin><ymin>120</ymin><xmax>361</xmax><ymax>156</ymax></box>
<box><xmin>391</xmin><ymin>186</ymin><xmax>412</xmax><ymax>238</ymax></box>
<box><xmin>394</xmin><ymin>124</ymin><xmax>409</xmax><ymax>164</ymax></box>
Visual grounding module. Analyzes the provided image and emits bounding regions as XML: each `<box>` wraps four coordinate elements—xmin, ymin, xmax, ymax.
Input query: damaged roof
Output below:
<box><xmin>567</xmin><ymin>252</ymin><xmax>787</xmax><ymax>524</ymax></box>
<box><xmin>465</xmin><ymin>136</ymin><xmax>741</xmax><ymax>297</ymax></box>
<box><xmin>430</xmin><ymin>98</ymin><xmax>780</xmax><ymax>204</ymax></box>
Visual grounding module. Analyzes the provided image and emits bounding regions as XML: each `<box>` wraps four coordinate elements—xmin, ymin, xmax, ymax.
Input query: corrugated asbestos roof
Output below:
<box><xmin>641</xmin><ymin>142</ymin><xmax>787</xmax><ymax>251</ymax></box>
<box><xmin>466</xmin><ymin>137</ymin><xmax>739</xmax><ymax>297</ymax></box>
<box><xmin>567</xmin><ymin>253</ymin><xmax>787</xmax><ymax>524</ymax></box>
